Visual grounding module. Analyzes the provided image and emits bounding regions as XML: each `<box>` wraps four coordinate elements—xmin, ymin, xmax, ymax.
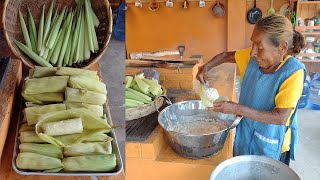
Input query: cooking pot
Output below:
<box><xmin>158</xmin><ymin>100</ymin><xmax>242</xmax><ymax>159</ymax></box>
<box><xmin>210</xmin><ymin>155</ymin><xmax>300</xmax><ymax>180</ymax></box>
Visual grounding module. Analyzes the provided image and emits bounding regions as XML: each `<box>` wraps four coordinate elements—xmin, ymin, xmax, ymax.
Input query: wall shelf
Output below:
<box><xmin>299</xmin><ymin>1</ymin><xmax>320</xmax><ymax>5</ymax></box>
<box><xmin>295</xmin><ymin>53</ymin><xmax>320</xmax><ymax>57</ymax></box>
<box><xmin>299</xmin><ymin>59</ymin><xmax>320</xmax><ymax>63</ymax></box>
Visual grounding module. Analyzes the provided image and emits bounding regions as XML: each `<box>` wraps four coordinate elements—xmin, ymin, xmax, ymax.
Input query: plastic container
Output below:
<box><xmin>309</xmin><ymin>73</ymin><xmax>320</xmax><ymax>110</ymax></box>
<box><xmin>114</xmin><ymin>2</ymin><xmax>126</xmax><ymax>41</ymax></box>
<box><xmin>298</xmin><ymin>79</ymin><xmax>310</xmax><ymax>109</ymax></box>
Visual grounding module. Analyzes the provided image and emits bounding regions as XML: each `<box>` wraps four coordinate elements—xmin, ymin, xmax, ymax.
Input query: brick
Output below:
<box><xmin>164</xmin><ymin>74</ymin><xmax>193</xmax><ymax>81</ymax></box>
<box><xmin>180</xmin><ymin>81</ymin><xmax>194</xmax><ymax>89</ymax></box>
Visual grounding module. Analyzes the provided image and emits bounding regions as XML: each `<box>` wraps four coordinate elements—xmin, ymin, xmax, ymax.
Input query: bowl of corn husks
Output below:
<box><xmin>125</xmin><ymin>72</ymin><xmax>167</xmax><ymax>121</ymax></box>
<box><xmin>3</xmin><ymin>0</ymin><xmax>112</xmax><ymax>69</ymax></box>
<box><xmin>13</xmin><ymin>66</ymin><xmax>123</xmax><ymax>176</ymax></box>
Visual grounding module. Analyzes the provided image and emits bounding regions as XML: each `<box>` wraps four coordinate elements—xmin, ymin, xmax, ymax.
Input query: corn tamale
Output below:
<box><xmin>24</xmin><ymin>104</ymin><xmax>66</xmax><ymax>125</ymax></box>
<box><xmin>65</xmin><ymin>87</ymin><xmax>106</xmax><ymax>105</ymax></box>
<box><xmin>31</xmin><ymin>66</ymin><xmax>58</xmax><ymax>78</ymax></box>
<box><xmin>19</xmin><ymin>131</ymin><xmax>46</xmax><ymax>143</ymax></box>
<box><xmin>19</xmin><ymin>143</ymin><xmax>63</xmax><ymax>159</ymax></box>
<box><xmin>16</xmin><ymin>152</ymin><xmax>63</xmax><ymax>171</ymax></box>
<box><xmin>22</xmin><ymin>92</ymin><xmax>64</xmax><ymax>104</ymax></box>
<box><xmin>69</xmin><ymin>76</ymin><xmax>107</xmax><ymax>94</ymax></box>
<box><xmin>56</xmin><ymin>67</ymin><xmax>99</xmax><ymax>79</ymax></box>
<box><xmin>64</xmin><ymin>141</ymin><xmax>112</xmax><ymax>157</ymax></box>
<box><xmin>65</xmin><ymin>101</ymin><xmax>103</xmax><ymax>117</ymax></box>
<box><xmin>23</xmin><ymin>76</ymin><xmax>69</xmax><ymax>94</ymax></box>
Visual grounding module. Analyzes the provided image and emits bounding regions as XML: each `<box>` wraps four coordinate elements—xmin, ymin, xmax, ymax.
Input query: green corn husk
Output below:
<box><xmin>31</xmin><ymin>66</ymin><xmax>58</xmax><ymax>78</ymax></box>
<box><xmin>55</xmin><ymin>130</ymin><xmax>112</xmax><ymax>145</ymax></box>
<box><xmin>42</xmin><ymin>118</ymin><xmax>83</xmax><ymax>136</ymax></box>
<box><xmin>23</xmin><ymin>76</ymin><xmax>69</xmax><ymax>94</ymax></box>
<box><xmin>35</xmin><ymin>108</ymin><xmax>111</xmax><ymax>147</ymax></box>
<box><xmin>19</xmin><ymin>123</ymin><xmax>35</xmax><ymax>133</ymax></box>
<box><xmin>131</xmin><ymin>84</ymin><xmax>144</xmax><ymax>94</ymax></box>
<box><xmin>19</xmin><ymin>143</ymin><xmax>64</xmax><ymax>159</ymax></box>
<box><xmin>126</xmin><ymin>99</ymin><xmax>144</xmax><ymax>108</ymax></box>
<box><xmin>16</xmin><ymin>152</ymin><xmax>63</xmax><ymax>171</ymax></box>
<box><xmin>24</xmin><ymin>103</ymin><xmax>66</xmax><ymax>125</ymax></box>
<box><xmin>65</xmin><ymin>101</ymin><xmax>103</xmax><ymax>117</ymax></box>
<box><xmin>125</xmin><ymin>90</ymin><xmax>149</xmax><ymax>103</ymax></box>
<box><xmin>56</xmin><ymin>67</ymin><xmax>98</xmax><ymax>79</ymax></box>
<box><xmin>25</xmin><ymin>102</ymin><xmax>40</xmax><ymax>107</ymax></box>
<box><xmin>62</xmin><ymin>154</ymin><xmax>116</xmax><ymax>172</ymax></box>
<box><xmin>64</xmin><ymin>141</ymin><xmax>112</xmax><ymax>157</ymax></box>
<box><xmin>125</xmin><ymin>76</ymin><xmax>133</xmax><ymax>88</ymax></box>
<box><xmin>126</xmin><ymin>88</ymin><xmax>152</xmax><ymax>102</ymax></box>
<box><xmin>22</xmin><ymin>92</ymin><xmax>64</xmax><ymax>104</ymax></box>
<box><xmin>19</xmin><ymin>131</ymin><xmax>46</xmax><ymax>143</ymax></box>
<box><xmin>27</xmin><ymin>7</ymin><xmax>37</xmax><ymax>52</ymax></box>
<box><xmin>142</xmin><ymin>78</ymin><xmax>162</xmax><ymax>96</ymax></box>
<box><xmin>65</xmin><ymin>87</ymin><xmax>106</xmax><ymax>106</ymax></box>
<box><xmin>37</xmin><ymin>5</ymin><xmax>45</xmax><ymax>54</ymax></box>
<box><xmin>18</xmin><ymin>9</ymin><xmax>32</xmax><ymax>49</ymax></box>
<box><xmin>134</xmin><ymin>76</ymin><xmax>150</xmax><ymax>94</ymax></box>
<box><xmin>69</xmin><ymin>76</ymin><xmax>107</xmax><ymax>94</ymax></box>
<box><xmin>43</xmin><ymin>167</ymin><xmax>63</xmax><ymax>173</ymax></box>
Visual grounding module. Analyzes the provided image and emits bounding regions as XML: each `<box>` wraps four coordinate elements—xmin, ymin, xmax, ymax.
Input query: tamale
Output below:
<box><xmin>62</xmin><ymin>154</ymin><xmax>116</xmax><ymax>172</ymax></box>
<box><xmin>36</xmin><ymin>108</ymin><xmax>111</xmax><ymax>146</ymax></box>
<box><xmin>65</xmin><ymin>87</ymin><xmax>106</xmax><ymax>105</ymax></box>
<box><xmin>16</xmin><ymin>152</ymin><xmax>63</xmax><ymax>170</ymax></box>
<box><xmin>22</xmin><ymin>92</ymin><xmax>64</xmax><ymax>104</ymax></box>
<box><xmin>55</xmin><ymin>131</ymin><xmax>112</xmax><ymax>145</ymax></box>
<box><xmin>31</xmin><ymin>66</ymin><xmax>58</xmax><ymax>78</ymax></box>
<box><xmin>65</xmin><ymin>101</ymin><xmax>103</xmax><ymax>117</ymax></box>
<box><xmin>42</xmin><ymin>118</ymin><xmax>83</xmax><ymax>136</ymax></box>
<box><xmin>56</xmin><ymin>67</ymin><xmax>99</xmax><ymax>79</ymax></box>
<box><xmin>69</xmin><ymin>76</ymin><xmax>107</xmax><ymax>94</ymax></box>
<box><xmin>64</xmin><ymin>141</ymin><xmax>112</xmax><ymax>157</ymax></box>
<box><xmin>19</xmin><ymin>123</ymin><xmax>35</xmax><ymax>133</ymax></box>
<box><xmin>19</xmin><ymin>131</ymin><xmax>46</xmax><ymax>143</ymax></box>
<box><xmin>23</xmin><ymin>76</ymin><xmax>69</xmax><ymax>94</ymax></box>
<box><xmin>24</xmin><ymin>104</ymin><xmax>66</xmax><ymax>125</ymax></box>
<box><xmin>19</xmin><ymin>143</ymin><xmax>63</xmax><ymax>159</ymax></box>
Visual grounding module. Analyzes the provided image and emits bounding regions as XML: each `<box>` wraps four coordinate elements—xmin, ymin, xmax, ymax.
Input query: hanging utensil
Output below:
<box><xmin>267</xmin><ymin>0</ymin><xmax>275</xmax><ymax>15</ymax></box>
<box><xmin>177</xmin><ymin>45</ymin><xmax>186</xmax><ymax>59</ymax></box>
<box><xmin>166</xmin><ymin>0</ymin><xmax>174</xmax><ymax>8</ymax></box>
<box><xmin>247</xmin><ymin>0</ymin><xmax>262</xmax><ymax>24</ymax></box>
<box><xmin>212</xmin><ymin>0</ymin><xmax>225</xmax><ymax>17</ymax></box>
<box><xmin>182</xmin><ymin>0</ymin><xmax>189</xmax><ymax>9</ymax></box>
<box><xmin>149</xmin><ymin>0</ymin><xmax>160</xmax><ymax>11</ymax></box>
<box><xmin>199</xmin><ymin>0</ymin><xmax>205</xmax><ymax>8</ymax></box>
<box><xmin>134</xmin><ymin>0</ymin><xmax>143</xmax><ymax>8</ymax></box>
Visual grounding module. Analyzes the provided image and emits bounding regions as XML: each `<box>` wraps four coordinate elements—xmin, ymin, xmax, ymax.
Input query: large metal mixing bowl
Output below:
<box><xmin>210</xmin><ymin>155</ymin><xmax>300</xmax><ymax>180</ymax></box>
<box><xmin>158</xmin><ymin>100</ymin><xmax>242</xmax><ymax>159</ymax></box>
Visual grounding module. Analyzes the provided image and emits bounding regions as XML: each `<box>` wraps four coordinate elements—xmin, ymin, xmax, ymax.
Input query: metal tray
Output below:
<box><xmin>12</xmin><ymin>100</ymin><xmax>124</xmax><ymax>177</ymax></box>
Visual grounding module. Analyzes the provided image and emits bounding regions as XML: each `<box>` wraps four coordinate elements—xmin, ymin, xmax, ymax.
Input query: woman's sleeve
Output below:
<box><xmin>234</xmin><ymin>48</ymin><xmax>252</xmax><ymax>80</ymax></box>
<box><xmin>275</xmin><ymin>69</ymin><xmax>304</xmax><ymax>109</ymax></box>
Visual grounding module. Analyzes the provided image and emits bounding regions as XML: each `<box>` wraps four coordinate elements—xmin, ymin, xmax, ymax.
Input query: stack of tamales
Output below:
<box><xmin>16</xmin><ymin>66</ymin><xmax>116</xmax><ymax>172</ymax></box>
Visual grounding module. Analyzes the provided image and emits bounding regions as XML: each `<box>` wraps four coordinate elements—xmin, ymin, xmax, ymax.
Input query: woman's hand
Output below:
<box><xmin>206</xmin><ymin>101</ymin><xmax>239</xmax><ymax>114</ymax></box>
<box><xmin>196</xmin><ymin>65</ymin><xmax>207</xmax><ymax>84</ymax></box>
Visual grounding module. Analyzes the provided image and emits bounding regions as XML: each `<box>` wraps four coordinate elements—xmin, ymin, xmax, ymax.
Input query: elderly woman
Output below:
<box><xmin>197</xmin><ymin>14</ymin><xmax>306</xmax><ymax>166</ymax></box>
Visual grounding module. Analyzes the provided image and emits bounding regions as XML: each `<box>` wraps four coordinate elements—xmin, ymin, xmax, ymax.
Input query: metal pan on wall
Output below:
<box><xmin>247</xmin><ymin>0</ymin><xmax>262</xmax><ymax>24</ymax></box>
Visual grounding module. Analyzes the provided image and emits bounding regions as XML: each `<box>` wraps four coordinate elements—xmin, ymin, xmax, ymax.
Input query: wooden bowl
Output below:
<box><xmin>3</xmin><ymin>0</ymin><xmax>113</xmax><ymax>69</ymax></box>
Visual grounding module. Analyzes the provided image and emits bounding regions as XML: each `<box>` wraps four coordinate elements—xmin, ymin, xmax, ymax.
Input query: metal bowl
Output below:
<box><xmin>158</xmin><ymin>100</ymin><xmax>241</xmax><ymax>159</ymax></box>
<box><xmin>210</xmin><ymin>155</ymin><xmax>300</xmax><ymax>180</ymax></box>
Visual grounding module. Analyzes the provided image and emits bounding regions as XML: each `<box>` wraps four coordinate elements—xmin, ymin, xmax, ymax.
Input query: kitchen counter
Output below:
<box><xmin>126</xmin><ymin>63</ymin><xmax>237</xmax><ymax>180</ymax></box>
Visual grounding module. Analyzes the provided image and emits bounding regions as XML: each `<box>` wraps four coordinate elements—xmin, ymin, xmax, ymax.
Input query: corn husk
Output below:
<box><xmin>36</xmin><ymin>108</ymin><xmax>111</xmax><ymax>147</ymax></box>
<box><xmin>25</xmin><ymin>102</ymin><xmax>40</xmax><ymax>107</ymax></box>
<box><xmin>42</xmin><ymin>118</ymin><xmax>83</xmax><ymax>136</ymax></box>
<box><xmin>22</xmin><ymin>92</ymin><xmax>64</xmax><ymax>104</ymax></box>
<box><xmin>24</xmin><ymin>104</ymin><xmax>66</xmax><ymax>125</ymax></box>
<box><xmin>19</xmin><ymin>131</ymin><xmax>46</xmax><ymax>143</ymax></box>
<box><xmin>19</xmin><ymin>143</ymin><xmax>63</xmax><ymax>159</ymax></box>
<box><xmin>54</xmin><ymin>130</ymin><xmax>112</xmax><ymax>145</ymax></box>
<box><xmin>23</xmin><ymin>76</ymin><xmax>69</xmax><ymax>94</ymax></box>
<box><xmin>43</xmin><ymin>167</ymin><xmax>63</xmax><ymax>173</ymax></box>
<box><xmin>16</xmin><ymin>152</ymin><xmax>63</xmax><ymax>171</ymax></box>
<box><xmin>65</xmin><ymin>87</ymin><xmax>106</xmax><ymax>105</ymax></box>
<box><xmin>69</xmin><ymin>76</ymin><xmax>107</xmax><ymax>94</ymax></box>
<box><xmin>62</xmin><ymin>154</ymin><xmax>116</xmax><ymax>172</ymax></box>
<box><xmin>56</xmin><ymin>67</ymin><xmax>98</xmax><ymax>80</ymax></box>
<box><xmin>19</xmin><ymin>123</ymin><xmax>35</xmax><ymax>133</ymax></box>
<box><xmin>31</xmin><ymin>66</ymin><xmax>58</xmax><ymax>78</ymax></box>
<box><xmin>65</xmin><ymin>101</ymin><xmax>103</xmax><ymax>117</ymax></box>
<box><xmin>64</xmin><ymin>141</ymin><xmax>112</xmax><ymax>157</ymax></box>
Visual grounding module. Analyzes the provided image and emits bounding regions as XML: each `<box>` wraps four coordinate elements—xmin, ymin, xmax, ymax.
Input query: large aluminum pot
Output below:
<box><xmin>158</xmin><ymin>100</ymin><xmax>242</xmax><ymax>159</ymax></box>
<box><xmin>210</xmin><ymin>155</ymin><xmax>300</xmax><ymax>180</ymax></box>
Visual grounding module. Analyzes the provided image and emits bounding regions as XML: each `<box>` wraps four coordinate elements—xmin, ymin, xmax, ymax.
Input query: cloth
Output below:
<box><xmin>235</xmin><ymin>48</ymin><xmax>304</xmax><ymax>153</ymax></box>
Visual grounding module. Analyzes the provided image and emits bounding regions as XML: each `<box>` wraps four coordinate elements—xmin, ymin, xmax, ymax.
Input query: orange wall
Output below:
<box><xmin>126</xmin><ymin>0</ymin><xmax>288</xmax><ymax>63</ymax></box>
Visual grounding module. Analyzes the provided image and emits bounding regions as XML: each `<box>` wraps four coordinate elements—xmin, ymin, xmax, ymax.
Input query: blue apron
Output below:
<box><xmin>233</xmin><ymin>57</ymin><xmax>306</xmax><ymax>160</ymax></box>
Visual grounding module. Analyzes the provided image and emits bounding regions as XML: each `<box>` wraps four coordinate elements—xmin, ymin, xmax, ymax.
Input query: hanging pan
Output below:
<box><xmin>247</xmin><ymin>0</ymin><xmax>262</xmax><ymax>24</ymax></box>
<box><xmin>212</xmin><ymin>0</ymin><xmax>225</xmax><ymax>17</ymax></box>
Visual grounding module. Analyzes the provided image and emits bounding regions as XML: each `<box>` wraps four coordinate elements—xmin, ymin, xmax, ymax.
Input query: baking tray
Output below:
<box><xmin>11</xmin><ymin>100</ymin><xmax>124</xmax><ymax>177</ymax></box>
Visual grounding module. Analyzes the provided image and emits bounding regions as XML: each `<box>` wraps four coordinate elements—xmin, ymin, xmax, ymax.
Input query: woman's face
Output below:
<box><xmin>250</xmin><ymin>28</ymin><xmax>285</xmax><ymax>72</ymax></box>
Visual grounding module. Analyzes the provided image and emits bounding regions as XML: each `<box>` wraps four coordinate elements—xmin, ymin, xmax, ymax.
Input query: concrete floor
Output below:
<box><xmin>102</xmin><ymin>37</ymin><xmax>320</xmax><ymax>179</ymax></box>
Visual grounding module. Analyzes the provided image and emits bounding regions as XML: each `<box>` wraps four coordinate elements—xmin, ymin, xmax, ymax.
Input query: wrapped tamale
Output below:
<box><xmin>24</xmin><ymin>104</ymin><xmax>66</xmax><ymax>125</ymax></box>
<box><xmin>19</xmin><ymin>131</ymin><xmax>46</xmax><ymax>143</ymax></box>
<box><xmin>64</xmin><ymin>141</ymin><xmax>112</xmax><ymax>157</ymax></box>
<box><xmin>19</xmin><ymin>143</ymin><xmax>63</xmax><ymax>159</ymax></box>
<box><xmin>16</xmin><ymin>152</ymin><xmax>63</xmax><ymax>171</ymax></box>
<box><xmin>36</xmin><ymin>108</ymin><xmax>111</xmax><ymax>146</ymax></box>
<box><xmin>23</xmin><ymin>76</ymin><xmax>69</xmax><ymax>94</ymax></box>
<box><xmin>69</xmin><ymin>76</ymin><xmax>107</xmax><ymax>94</ymax></box>
<box><xmin>30</xmin><ymin>66</ymin><xmax>58</xmax><ymax>78</ymax></box>
<box><xmin>22</xmin><ymin>92</ymin><xmax>64</xmax><ymax>104</ymax></box>
<box><xmin>19</xmin><ymin>123</ymin><xmax>35</xmax><ymax>133</ymax></box>
<box><xmin>65</xmin><ymin>101</ymin><xmax>103</xmax><ymax>117</ymax></box>
<box><xmin>62</xmin><ymin>154</ymin><xmax>116</xmax><ymax>172</ymax></box>
<box><xmin>42</xmin><ymin>118</ymin><xmax>83</xmax><ymax>136</ymax></box>
<box><xmin>56</xmin><ymin>67</ymin><xmax>99</xmax><ymax>80</ymax></box>
<box><xmin>65</xmin><ymin>87</ymin><xmax>106</xmax><ymax>105</ymax></box>
<box><xmin>55</xmin><ymin>131</ymin><xmax>112</xmax><ymax>145</ymax></box>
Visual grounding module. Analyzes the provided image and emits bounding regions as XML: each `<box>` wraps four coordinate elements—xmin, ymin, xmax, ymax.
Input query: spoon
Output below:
<box><xmin>267</xmin><ymin>0</ymin><xmax>275</xmax><ymax>15</ymax></box>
